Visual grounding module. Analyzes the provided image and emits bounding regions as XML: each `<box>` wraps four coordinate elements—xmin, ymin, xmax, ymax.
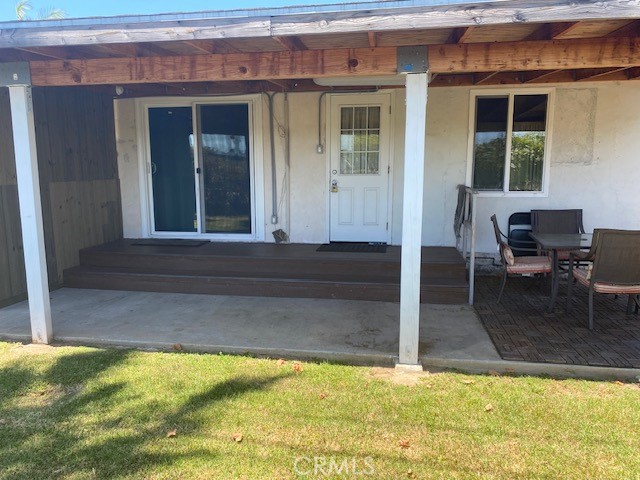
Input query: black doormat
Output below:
<box><xmin>316</xmin><ymin>243</ymin><xmax>387</xmax><ymax>253</ymax></box>
<box><xmin>131</xmin><ymin>239</ymin><xmax>209</xmax><ymax>248</ymax></box>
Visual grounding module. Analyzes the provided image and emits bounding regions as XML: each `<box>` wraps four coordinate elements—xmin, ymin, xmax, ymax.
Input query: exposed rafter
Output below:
<box><xmin>447</xmin><ymin>27</ymin><xmax>474</xmax><ymax>44</ymax></box>
<box><xmin>367</xmin><ymin>31</ymin><xmax>377</xmax><ymax>49</ymax></box>
<box><xmin>575</xmin><ymin>67</ymin><xmax>630</xmax><ymax>81</ymax></box>
<box><xmin>523</xmin><ymin>69</ymin><xmax>565</xmax><ymax>83</ymax></box>
<box><xmin>273</xmin><ymin>36</ymin><xmax>307</xmax><ymax>51</ymax></box>
<box><xmin>473</xmin><ymin>71</ymin><xmax>500</xmax><ymax>85</ymax></box>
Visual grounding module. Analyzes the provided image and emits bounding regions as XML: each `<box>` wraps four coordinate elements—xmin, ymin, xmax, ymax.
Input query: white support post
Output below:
<box><xmin>398</xmin><ymin>72</ymin><xmax>428</xmax><ymax>366</ymax></box>
<box><xmin>9</xmin><ymin>85</ymin><xmax>53</xmax><ymax>344</ymax></box>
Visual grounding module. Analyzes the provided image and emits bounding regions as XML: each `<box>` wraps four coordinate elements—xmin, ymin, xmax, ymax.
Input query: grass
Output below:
<box><xmin>0</xmin><ymin>342</ymin><xmax>639</xmax><ymax>479</ymax></box>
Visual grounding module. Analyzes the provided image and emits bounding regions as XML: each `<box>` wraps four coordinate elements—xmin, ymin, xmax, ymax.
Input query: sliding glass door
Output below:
<box><xmin>146</xmin><ymin>102</ymin><xmax>254</xmax><ymax>238</ymax></box>
<box><xmin>148</xmin><ymin>107</ymin><xmax>197</xmax><ymax>232</ymax></box>
<box><xmin>198</xmin><ymin>104</ymin><xmax>252</xmax><ymax>234</ymax></box>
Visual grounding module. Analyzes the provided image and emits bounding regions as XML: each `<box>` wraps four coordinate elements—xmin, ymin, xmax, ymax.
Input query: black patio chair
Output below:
<box><xmin>491</xmin><ymin>214</ymin><xmax>552</xmax><ymax>303</ymax></box>
<box><xmin>531</xmin><ymin>209</ymin><xmax>585</xmax><ymax>235</ymax></box>
<box><xmin>566</xmin><ymin>229</ymin><xmax>640</xmax><ymax>330</ymax></box>
<box><xmin>531</xmin><ymin>209</ymin><xmax>585</xmax><ymax>260</ymax></box>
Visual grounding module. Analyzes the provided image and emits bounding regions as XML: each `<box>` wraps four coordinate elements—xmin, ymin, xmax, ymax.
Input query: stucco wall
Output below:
<box><xmin>115</xmin><ymin>81</ymin><xmax>640</xmax><ymax>251</ymax></box>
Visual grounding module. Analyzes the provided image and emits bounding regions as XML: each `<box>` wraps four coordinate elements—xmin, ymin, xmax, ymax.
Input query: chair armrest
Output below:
<box><xmin>569</xmin><ymin>250</ymin><xmax>593</xmax><ymax>261</ymax></box>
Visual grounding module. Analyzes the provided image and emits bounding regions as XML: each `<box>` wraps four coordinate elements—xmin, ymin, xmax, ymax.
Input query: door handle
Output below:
<box><xmin>151</xmin><ymin>162</ymin><xmax>157</xmax><ymax>175</ymax></box>
<box><xmin>331</xmin><ymin>180</ymin><xmax>338</xmax><ymax>193</ymax></box>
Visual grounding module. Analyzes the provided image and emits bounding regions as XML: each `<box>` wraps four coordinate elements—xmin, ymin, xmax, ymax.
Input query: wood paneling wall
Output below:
<box><xmin>0</xmin><ymin>86</ymin><xmax>122</xmax><ymax>307</ymax></box>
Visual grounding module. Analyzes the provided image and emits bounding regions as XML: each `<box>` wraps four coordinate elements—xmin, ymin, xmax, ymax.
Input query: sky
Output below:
<box><xmin>0</xmin><ymin>0</ymin><xmax>343</xmax><ymax>21</ymax></box>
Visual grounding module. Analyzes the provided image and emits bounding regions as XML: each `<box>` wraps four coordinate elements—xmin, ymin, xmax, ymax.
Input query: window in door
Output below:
<box><xmin>339</xmin><ymin>106</ymin><xmax>381</xmax><ymax>175</ymax></box>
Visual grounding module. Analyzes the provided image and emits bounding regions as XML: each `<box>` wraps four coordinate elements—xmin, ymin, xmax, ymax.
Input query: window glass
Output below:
<box><xmin>472</xmin><ymin>94</ymin><xmax>549</xmax><ymax>193</ymax></box>
<box><xmin>509</xmin><ymin>95</ymin><xmax>547</xmax><ymax>191</ymax></box>
<box><xmin>339</xmin><ymin>106</ymin><xmax>381</xmax><ymax>175</ymax></box>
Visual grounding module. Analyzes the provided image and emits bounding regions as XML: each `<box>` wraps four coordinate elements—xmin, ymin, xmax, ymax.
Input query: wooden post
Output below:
<box><xmin>9</xmin><ymin>85</ymin><xmax>53</xmax><ymax>344</ymax></box>
<box><xmin>398</xmin><ymin>72</ymin><xmax>428</xmax><ymax>366</ymax></box>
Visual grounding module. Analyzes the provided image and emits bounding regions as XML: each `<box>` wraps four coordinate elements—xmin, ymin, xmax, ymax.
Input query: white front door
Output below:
<box><xmin>329</xmin><ymin>94</ymin><xmax>392</xmax><ymax>242</ymax></box>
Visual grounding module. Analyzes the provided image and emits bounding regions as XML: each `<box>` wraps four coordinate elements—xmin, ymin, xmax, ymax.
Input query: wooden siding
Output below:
<box><xmin>0</xmin><ymin>87</ymin><xmax>122</xmax><ymax>307</ymax></box>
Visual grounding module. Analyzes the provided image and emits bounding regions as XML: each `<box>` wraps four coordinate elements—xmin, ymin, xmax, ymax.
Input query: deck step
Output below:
<box><xmin>63</xmin><ymin>266</ymin><xmax>469</xmax><ymax>305</ymax></box>
<box><xmin>78</xmin><ymin>246</ymin><xmax>467</xmax><ymax>283</ymax></box>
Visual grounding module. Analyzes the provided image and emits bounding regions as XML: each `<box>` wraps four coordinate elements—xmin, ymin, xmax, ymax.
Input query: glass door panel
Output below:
<box><xmin>198</xmin><ymin>104</ymin><xmax>252</xmax><ymax>234</ymax></box>
<box><xmin>148</xmin><ymin>107</ymin><xmax>197</xmax><ymax>232</ymax></box>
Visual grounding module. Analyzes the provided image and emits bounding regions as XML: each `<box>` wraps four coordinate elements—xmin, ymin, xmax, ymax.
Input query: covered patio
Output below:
<box><xmin>1</xmin><ymin>0</ymin><xmax>639</xmax><ymax>370</ymax></box>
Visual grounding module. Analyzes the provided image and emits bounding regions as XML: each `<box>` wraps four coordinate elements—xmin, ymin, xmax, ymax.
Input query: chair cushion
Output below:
<box><xmin>506</xmin><ymin>255</ymin><xmax>552</xmax><ymax>274</ymax></box>
<box><xmin>573</xmin><ymin>268</ymin><xmax>640</xmax><ymax>294</ymax></box>
<box><xmin>501</xmin><ymin>242</ymin><xmax>515</xmax><ymax>266</ymax></box>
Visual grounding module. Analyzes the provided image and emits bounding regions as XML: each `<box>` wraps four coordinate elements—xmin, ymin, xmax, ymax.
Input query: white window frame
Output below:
<box><xmin>135</xmin><ymin>95</ymin><xmax>265</xmax><ymax>242</ymax></box>
<box><xmin>465</xmin><ymin>87</ymin><xmax>555</xmax><ymax>198</ymax></box>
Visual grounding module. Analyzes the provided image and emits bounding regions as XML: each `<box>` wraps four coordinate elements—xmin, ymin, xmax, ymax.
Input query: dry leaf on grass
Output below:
<box><xmin>484</xmin><ymin>403</ymin><xmax>494</xmax><ymax>412</ymax></box>
<box><xmin>232</xmin><ymin>433</ymin><xmax>243</xmax><ymax>443</ymax></box>
<box><xmin>407</xmin><ymin>469</ymin><xmax>415</xmax><ymax>478</ymax></box>
<box><xmin>319</xmin><ymin>393</ymin><xmax>327</xmax><ymax>399</ymax></box>
<box><xmin>293</xmin><ymin>363</ymin><xmax>303</xmax><ymax>373</ymax></box>
<box><xmin>166</xmin><ymin>429</ymin><xmax>177</xmax><ymax>438</ymax></box>
<box><xmin>276</xmin><ymin>359</ymin><xmax>286</xmax><ymax>367</ymax></box>
<box><xmin>614</xmin><ymin>380</ymin><xmax>624</xmax><ymax>386</ymax></box>
<box><xmin>462</xmin><ymin>379</ymin><xmax>475</xmax><ymax>385</ymax></box>
<box><xmin>398</xmin><ymin>440</ymin><xmax>411</xmax><ymax>449</ymax></box>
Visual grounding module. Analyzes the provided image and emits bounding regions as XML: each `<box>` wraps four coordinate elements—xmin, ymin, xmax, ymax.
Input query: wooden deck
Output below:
<box><xmin>64</xmin><ymin>240</ymin><xmax>469</xmax><ymax>304</ymax></box>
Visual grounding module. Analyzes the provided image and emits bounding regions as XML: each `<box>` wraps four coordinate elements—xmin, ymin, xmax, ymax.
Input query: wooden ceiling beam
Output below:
<box><xmin>29</xmin><ymin>47</ymin><xmax>398</xmax><ymax>85</ymax></box>
<box><xmin>429</xmin><ymin>36</ymin><xmax>640</xmax><ymax>74</ymax></box>
<box><xmin>273</xmin><ymin>36</ymin><xmax>307</xmax><ymax>51</ymax></box>
<box><xmin>28</xmin><ymin>36</ymin><xmax>640</xmax><ymax>87</ymax></box>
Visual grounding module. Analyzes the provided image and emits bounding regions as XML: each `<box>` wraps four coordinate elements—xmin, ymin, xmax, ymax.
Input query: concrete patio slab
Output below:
<box><xmin>0</xmin><ymin>288</ymin><xmax>495</xmax><ymax>365</ymax></box>
<box><xmin>2</xmin><ymin>288</ymin><xmax>639</xmax><ymax>381</ymax></box>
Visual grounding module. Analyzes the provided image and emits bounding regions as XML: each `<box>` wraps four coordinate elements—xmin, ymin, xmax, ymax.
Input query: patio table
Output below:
<box><xmin>529</xmin><ymin>233</ymin><xmax>593</xmax><ymax>312</ymax></box>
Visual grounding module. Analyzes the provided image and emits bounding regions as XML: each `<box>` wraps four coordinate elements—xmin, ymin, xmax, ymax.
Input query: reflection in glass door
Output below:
<box><xmin>148</xmin><ymin>107</ymin><xmax>197</xmax><ymax>232</ymax></box>
<box><xmin>198</xmin><ymin>104</ymin><xmax>252</xmax><ymax>234</ymax></box>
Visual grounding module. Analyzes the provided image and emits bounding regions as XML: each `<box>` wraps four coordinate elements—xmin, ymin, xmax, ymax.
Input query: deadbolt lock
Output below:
<box><xmin>331</xmin><ymin>180</ymin><xmax>338</xmax><ymax>193</ymax></box>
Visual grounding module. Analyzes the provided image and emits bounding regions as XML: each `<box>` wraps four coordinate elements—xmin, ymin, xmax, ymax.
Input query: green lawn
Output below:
<box><xmin>1</xmin><ymin>341</ymin><xmax>639</xmax><ymax>479</ymax></box>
